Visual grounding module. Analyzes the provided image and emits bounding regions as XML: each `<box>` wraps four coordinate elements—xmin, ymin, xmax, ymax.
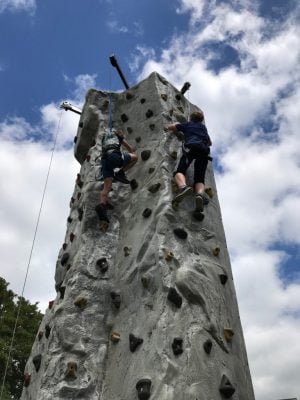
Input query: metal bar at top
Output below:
<box><xmin>180</xmin><ymin>82</ymin><xmax>191</xmax><ymax>95</ymax></box>
<box><xmin>109</xmin><ymin>54</ymin><xmax>130</xmax><ymax>90</ymax></box>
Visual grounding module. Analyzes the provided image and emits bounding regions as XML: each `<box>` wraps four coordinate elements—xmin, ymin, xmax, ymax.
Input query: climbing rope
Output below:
<box><xmin>0</xmin><ymin>110</ymin><xmax>63</xmax><ymax>400</ymax></box>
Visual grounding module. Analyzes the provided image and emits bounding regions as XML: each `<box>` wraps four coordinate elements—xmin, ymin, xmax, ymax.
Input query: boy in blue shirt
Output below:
<box><xmin>166</xmin><ymin>111</ymin><xmax>212</xmax><ymax>211</ymax></box>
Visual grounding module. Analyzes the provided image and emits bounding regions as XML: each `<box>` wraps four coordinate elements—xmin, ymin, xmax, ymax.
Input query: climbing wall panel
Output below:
<box><xmin>21</xmin><ymin>72</ymin><xmax>254</xmax><ymax>400</ymax></box>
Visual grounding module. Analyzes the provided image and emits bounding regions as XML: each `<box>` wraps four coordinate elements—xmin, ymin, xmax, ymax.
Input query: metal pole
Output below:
<box><xmin>109</xmin><ymin>54</ymin><xmax>130</xmax><ymax>90</ymax></box>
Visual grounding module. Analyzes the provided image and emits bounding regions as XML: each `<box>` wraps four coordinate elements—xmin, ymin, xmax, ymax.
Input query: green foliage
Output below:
<box><xmin>0</xmin><ymin>277</ymin><xmax>43</xmax><ymax>399</ymax></box>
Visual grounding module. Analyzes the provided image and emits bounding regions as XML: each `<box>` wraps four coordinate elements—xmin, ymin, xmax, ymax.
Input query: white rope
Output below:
<box><xmin>0</xmin><ymin>109</ymin><xmax>63</xmax><ymax>399</ymax></box>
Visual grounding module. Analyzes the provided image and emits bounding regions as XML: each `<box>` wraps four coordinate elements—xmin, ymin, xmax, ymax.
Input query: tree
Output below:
<box><xmin>0</xmin><ymin>277</ymin><xmax>43</xmax><ymax>399</ymax></box>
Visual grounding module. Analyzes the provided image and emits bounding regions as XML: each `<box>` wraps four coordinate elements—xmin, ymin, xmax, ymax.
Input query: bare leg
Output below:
<box><xmin>174</xmin><ymin>172</ymin><xmax>187</xmax><ymax>189</ymax></box>
<box><xmin>100</xmin><ymin>177</ymin><xmax>113</xmax><ymax>204</ymax></box>
<box><xmin>123</xmin><ymin>152</ymin><xmax>138</xmax><ymax>172</ymax></box>
<box><xmin>195</xmin><ymin>182</ymin><xmax>205</xmax><ymax>195</ymax></box>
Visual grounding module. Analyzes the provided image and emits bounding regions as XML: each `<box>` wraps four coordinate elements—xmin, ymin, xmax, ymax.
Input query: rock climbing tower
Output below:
<box><xmin>21</xmin><ymin>72</ymin><xmax>255</xmax><ymax>400</ymax></box>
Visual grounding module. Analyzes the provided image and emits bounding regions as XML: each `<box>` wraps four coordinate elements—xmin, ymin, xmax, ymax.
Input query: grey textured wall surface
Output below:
<box><xmin>21</xmin><ymin>72</ymin><xmax>255</xmax><ymax>400</ymax></box>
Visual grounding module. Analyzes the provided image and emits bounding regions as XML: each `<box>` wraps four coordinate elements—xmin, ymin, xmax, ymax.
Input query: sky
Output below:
<box><xmin>0</xmin><ymin>0</ymin><xmax>300</xmax><ymax>398</ymax></box>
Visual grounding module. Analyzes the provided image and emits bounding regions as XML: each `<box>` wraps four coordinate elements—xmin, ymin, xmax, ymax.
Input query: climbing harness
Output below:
<box><xmin>0</xmin><ymin>110</ymin><xmax>64</xmax><ymax>400</ymax></box>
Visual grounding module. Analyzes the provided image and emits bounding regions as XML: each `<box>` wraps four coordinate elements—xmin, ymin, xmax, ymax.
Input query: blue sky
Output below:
<box><xmin>0</xmin><ymin>0</ymin><xmax>300</xmax><ymax>399</ymax></box>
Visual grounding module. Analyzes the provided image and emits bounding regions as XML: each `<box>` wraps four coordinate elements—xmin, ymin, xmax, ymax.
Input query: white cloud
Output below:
<box><xmin>0</xmin><ymin>0</ymin><xmax>36</xmax><ymax>14</ymax></box>
<box><xmin>106</xmin><ymin>18</ymin><xmax>129</xmax><ymax>34</ymax></box>
<box><xmin>135</xmin><ymin>1</ymin><xmax>300</xmax><ymax>398</ymax></box>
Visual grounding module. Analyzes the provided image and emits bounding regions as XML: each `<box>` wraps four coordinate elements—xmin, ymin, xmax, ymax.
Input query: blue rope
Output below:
<box><xmin>108</xmin><ymin>93</ymin><xmax>113</xmax><ymax>133</ymax></box>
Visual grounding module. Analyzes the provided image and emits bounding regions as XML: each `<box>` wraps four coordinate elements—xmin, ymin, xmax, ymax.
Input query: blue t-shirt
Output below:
<box><xmin>176</xmin><ymin>121</ymin><xmax>210</xmax><ymax>146</ymax></box>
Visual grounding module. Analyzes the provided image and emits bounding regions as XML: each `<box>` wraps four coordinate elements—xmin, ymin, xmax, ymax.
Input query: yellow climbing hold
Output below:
<box><xmin>224</xmin><ymin>328</ymin><xmax>234</xmax><ymax>342</ymax></box>
<box><xmin>165</xmin><ymin>251</ymin><xmax>174</xmax><ymax>261</ymax></box>
<box><xmin>110</xmin><ymin>332</ymin><xmax>121</xmax><ymax>343</ymax></box>
<box><xmin>205</xmin><ymin>187</ymin><xmax>214</xmax><ymax>198</ymax></box>
<box><xmin>212</xmin><ymin>247</ymin><xmax>220</xmax><ymax>257</ymax></box>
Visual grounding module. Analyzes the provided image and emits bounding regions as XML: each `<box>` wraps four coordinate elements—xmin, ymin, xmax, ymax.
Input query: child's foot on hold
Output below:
<box><xmin>174</xmin><ymin>186</ymin><xmax>193</xmax><ymax>203</ymax></box>
<box><xmin>195</xmin><ymin>193</ymin><xmax>204</xmax><ymax>212</ymax></box>
<box><xmin>114</xmin><ymin>169</ymin><xmax>130</xmax><ymax>184</ymax></box>
<box><xmin>95</xmin><ymin>203</ymin><xmax>109</xmax><ymax>223</ymax></box>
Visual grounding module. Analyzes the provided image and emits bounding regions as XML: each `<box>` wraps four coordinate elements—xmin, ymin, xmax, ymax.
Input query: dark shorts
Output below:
<box><xmin>174</xmin><ymin>144</ymin><xmax>209</xmax><ymax>184</ymax></box>
<box><xmin>101</xmin><ymin>151</ymin><xmax>131</xmax><ymax>179</ymax></box>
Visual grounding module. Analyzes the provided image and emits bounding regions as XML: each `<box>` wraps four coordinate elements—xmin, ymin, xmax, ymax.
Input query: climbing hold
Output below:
<box><xmin>66</xmin><ymin>264</ymin><xmax>71</xmax><ymax>271</ymax></box>
<box><xmin>193</xmin><ymin>210</ymin><xmax>205</xmax><ymax>222</ymax></box>
<box><xmin>149</xmin><ymin>124</ymin><xmax>155</xmax><ymax>131</ymax></box>
<box><xmin>148</xmin><ymin>167</ymin><xmax>155</xmax><ymax>174</ymax></box>
<box><xmin>172</xmin><ymin>338</ymin><xmax>183</xmax><ymax>356</ymax></box>
<box><xmin>142</xmin><ymin>208</ymin><xmax>152</xmax><ymax>218</ymax></box>
<box><xmin>224</xmin><ymin>328</ymin><xmax>234</xmax><ymax>342</ymax></box>
<box><xmin>60</xmin><ymin>253</ymin><xmax>70</xmax><ymax>266</ymax></box>
<box><xmin>23</xmin><ymin>372</ymin><xmax>31</xmax><ymax>387</ymax></box>
<box><xmin>38</xmin><ymin>331</ymin><xmax>43</xmax><ymax>341</ymax></box>
<box><xmin>126</xmin><ymin>93</ymin><xmax>134</xmax><ymax>100</ymax></box>
<box><xmin>124</xmin><ymin>246</ymin><xmax>131</xmax><ymax>257</ymax></box>
<box><xmin>48</xmin><ymin>300</ymin><xmax>54</xmax><ymax>309</ymax></box>
<box><xmin>219</xmin><ymin>274</ymin><xmax>228</xmax><ymax>285</ymax></box>
<box><xmin>110</xmin><ymin>332</ymin><xmax>121</xmax><ymax>343</ymax></box>
<box><xmin>91</xmin><ymin>140</ymin><xmax>96</xmax><ymax>147</ymax></box>
<box><xmin>74</xmin><ymin>136</ymin><xmax>77</xmax><ymax>144</ymax></box>
<box><xmin>141</xmin><ymin>150</ymin><xmax>151</xmax><ymax>161</ymax></box>
<box><xmin>70</xmin><ymin>233</ymin><xmax>75</xmax><ymax>242</ymax></box>
<box><xmin>140</xmin><ymin>98</ymin><xmax>146</xmax><ymax>104</ymax></box>
<box><xmin>141</xmin><ymin>275</ymin><xmax>151</xmax><ymax>289</ymax></box>
<box><xmin>110</xmin><ymin>291</ymin><xmax>121</xmax><ymax>309</ymax></box>
<box><xmin>79</xmin><ymin>121</ymin><xmax>83</xmax><ymax>128</ymax></box>
<box><xmin>135</xmin><ymin>136</ymin><xmax>141</xmax><ymax>143</ymax></box>
<box><xmin>59</xmin><ymin>286</ymin><xmax>66</xmax><ymax>300</ymax></box>
<box><xmin>177</xmin><ymin>106</ymin><xmax>184</xmax><ymax>113</ymax></box>
<box><xmin>170</xmin><ymin>151</ymin><xmax>177</xmax><ymax>160</ymax></box>
<box><xmin>167</xmin><ymin>287</ymin><xmax>182</xmax><ymax>308</ymax></box>
<box><xmin>65</xmin><ymin>361</ymin><xmax>78</xmax><ymax>380</ymax></box>
<box><xmin>71</xmin><ymin>197</ymin><xmax>75</xmax><ymax>204</ymax></box>
<box><xmin>62</xmin><ymin>243</ymin><xmax>67</xmax><ymax>250</ymax></box>
<box><xmin>32</xmin><ymin>354</ymin><xmax>42</xmax><ymax>372</ymax></box>
<box><xmin>96</xmin><ymin>257</ymin><xmax>109</xmax><ymax>273</ymax></box>
<box><xmin>129</xmin><ymin>333</ymin><xmax>144</xmax><ymax>352</ymax></box>
<box><xmin>74</xmin><ymin>296</ymin><xmax>87</xmax><ymax>309</ymax></box>
<box><xmin>77</xmin><ymin>192</ymin><xmax>81</xmax><ymax>200</ymax></box>
<box><xmin>203</xmin><ymin>339</ymin><xmax>213</xmax><ymax>354</ymax></box>
<box><xmin>169</xmin><ymin>109</ymin><xmax>174</xmax><ymax>116</ymax></box>
<box><xmin>175</xmin><ymin>94</ymin><xmax>181</xmax><ymax>101</ymax></box>
<box><xmin>78</xmin><ymin>207</ymin><xmax>83</xmax><ymax>221</ymax></box>
<box><xmin>148</xmin><ymin>183</ymin><xmax>161</xmax><ymax>193</ymax></box>
<box><xmin>121</xmin><ymin>113</ymin><xmax>129</xmax><ymax>122</ymax></box>
<box><xmin>76</xmin><ymin>175</ymin><xmax>83</xmax><ymax>188</ymax></box>
<box><xmin>212</xmin><ymin>247</ymin><xmax>220</xmax><ymax>256</ymax></box>
<box><xmin>161</xmin><ymin>94</ymin><xmax>168</xmax><ymax>101</ymax></box>
<box><xmin>127</xmin><ymin>127</ymin><xmax>133</xmax><ymax>134</ymax></box>
<box><xmin>45</xmin><ymin>325</ymin><xmax>51</xmax><ymax>339</ymax></box>
<box><xmin>174</xmin><ymin>228</ymin><xmax>188</xmax><ymax>240</ymax></box>
<box><xmin>219</xmin><ymin>375</ymin><xmax>236</xmax><ymax>398</ymax></box>
<box><xmin>67</xmin><ymin>216</ymin><xmax>73</xmax><ymax>223</ymax></box>
<box><xmin>136</xmin><ymin>378</ymin><xmax>152</xmax><ymax>400</ymax></box>
<box><xmin>130</xmin><ymin>179</ymin><xmax>139</xmax><ymax>190</ymax></box>
<box><xmin>86</xmin><ymin>155</ymin><xmax>91</xmax><ymax>162</ymax></box>
<box><xmin>165</xmin><ymin>251</ymin><xmax>174</xmax><ymax>261</ymax></box>
<box><xmin>145</xmin><ymin>109</ymin><xmax>154</xmax><ymax>118</ymax></box>
<box><xmin>205</xmin><ymin>187</ymin><xmax>214</xmax><ymax>198</ymax></box>
<box><xmin>162</xmin><ymin>112</ymin><xmax>172</xmax><ymax>121</ymax></box>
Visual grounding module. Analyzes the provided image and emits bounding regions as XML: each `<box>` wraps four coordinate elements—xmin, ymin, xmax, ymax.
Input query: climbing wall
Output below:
<box><xmin>21</xmin><ymin>72</ymin><xmax>255</xmax><ymax>400</ymax></box>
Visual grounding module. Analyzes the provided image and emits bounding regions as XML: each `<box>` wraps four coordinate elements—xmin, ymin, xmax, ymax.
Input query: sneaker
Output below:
<box><xmin>95</xmin><ymin>203</ymin><xmax>109</xmax><ymax>223</ymax></box>
<box><xmin>114</xmin><ymin>169</ymin><xmax>130</xmax><ymax>184</ymax></box>
<box><xmin>173</xmin><ymin>186</ymin><xmax>193</xmax><ymax>203</ymax></box>
<box><xmin>195</xmin><ymin>193</ymin><xmax>204</xmax><ymax>212</ymax></box>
